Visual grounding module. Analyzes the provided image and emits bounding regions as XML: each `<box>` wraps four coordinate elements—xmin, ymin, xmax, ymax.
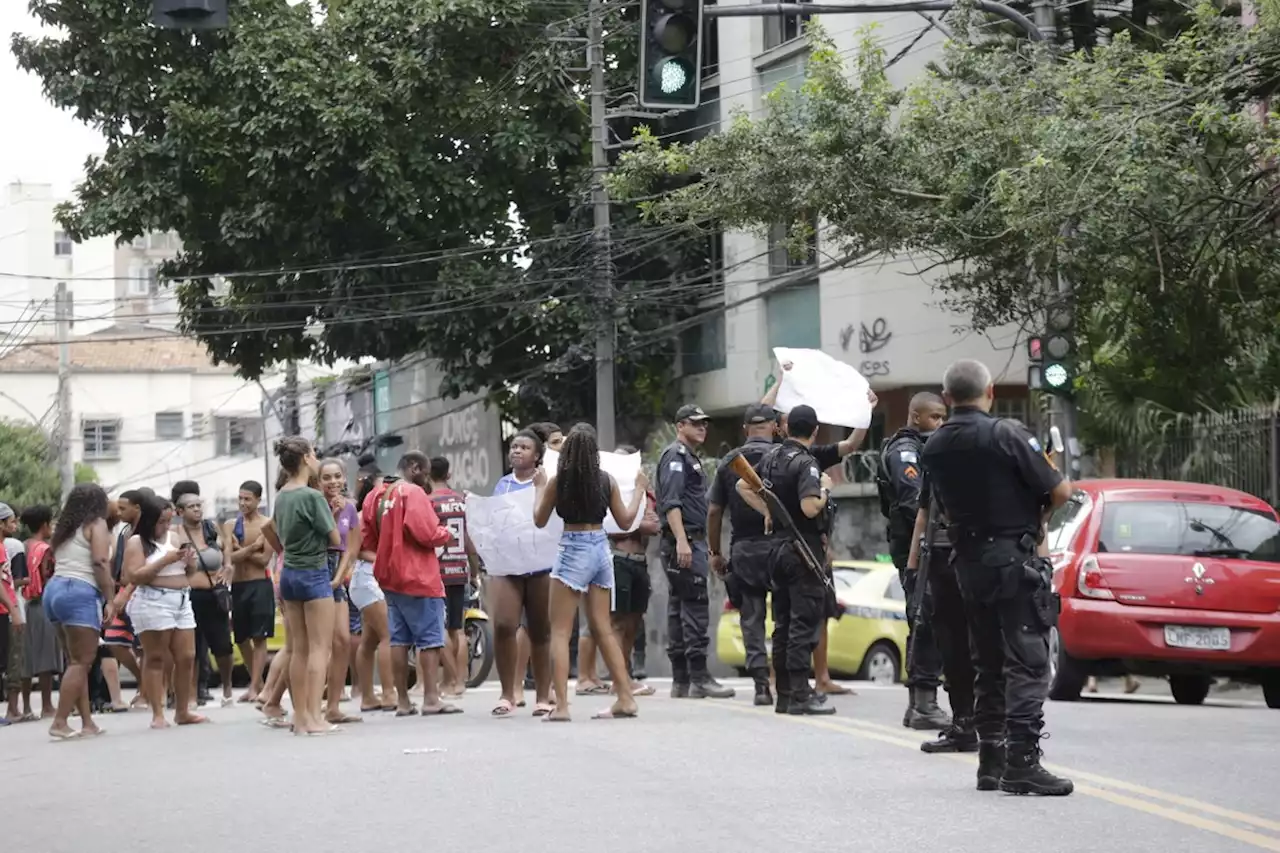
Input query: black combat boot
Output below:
<box><xmin>774</xmin><ymin>669</ymin><xmax>791</xmax><ymax>714</ymax></box>
<box><xmin>632</xmin><ymin>647</ymin><xmax>647</xmax><ymax>681</ymax></box>
<box><xmin>921</xmin><ymin>717</ymin><xmax>978</xmax><ymax>754</ymax></box>
<box><xmin>750</xmin><ymin>668</ymin><xmax>774</xmax><ymax>707</ymax></box>
<box><xmin>787</xmin><ymin>673</ymin><xmax>836</xmax><ymax>716</ymax></box>
<box><xmin>902</xmin><ymin>686</ymin><xmax>915</xmax><ymax>727</ymax></box>
<box><xmin>905</xmin><ymin>686</ymin><xmax>952</xmax><ymax>731</ymax></box>
<box><xmin>1000</xmin><ymin>736</ymin><xmax>1074</xmax><ymax>797</ymax></box>
<box><xmin>690</xmin><ymin>672</ymin><xmax>736</xmax><ymax>699</ymax></box>
<box><xmin>976</xmin><ymin>740</ymin><xmax>1006</xmax><ymax>791</ymax></box>
<box><xmin>671</xmin><ymin>667</ymin><xmax>691</xmax><ymax>698</ymax></box>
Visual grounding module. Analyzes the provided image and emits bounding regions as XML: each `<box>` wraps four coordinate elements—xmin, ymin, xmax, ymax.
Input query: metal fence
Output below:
<box><xmin>1114</xmin><ymin>407</ymin><xmax>1280</xmax><ymax>507</ymax></box>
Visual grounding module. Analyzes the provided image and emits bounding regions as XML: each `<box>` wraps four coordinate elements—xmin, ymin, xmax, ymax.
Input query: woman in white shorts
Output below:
<box><xmin>351</xmin><ymin>465</ymin><xmax>396</xmax><ymax>712</ymax></box>
<box><xmin>123</xmin><ymin>496</ymin><xmax>202</xmax><ymax>729</ymax></box>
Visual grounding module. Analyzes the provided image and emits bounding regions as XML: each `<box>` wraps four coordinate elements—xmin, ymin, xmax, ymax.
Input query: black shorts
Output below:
<box><xmin>190</xmin><ymin>587</ymin><xmax>235</xmax><ymax>658</ymax></box>
<box><xmin>444</xmin><ymin>584</ymin><xmax>465</xmax><ymax>632</ymax></box>
<box><xmin>231</xmin><ymin>579</ymin><xmax>276</xmax><ymax>645</ymax></box>
<box><xmin>612</xmin><ymin>555</ymin><xmax>651</xmax><ymax>615</ymax></box>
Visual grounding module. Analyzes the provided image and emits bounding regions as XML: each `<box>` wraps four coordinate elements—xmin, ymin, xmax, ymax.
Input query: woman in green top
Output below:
<box><xmin>262</xmin><ymin>436</ymin><xmax>341</xmax><ymax>736</ymax></box>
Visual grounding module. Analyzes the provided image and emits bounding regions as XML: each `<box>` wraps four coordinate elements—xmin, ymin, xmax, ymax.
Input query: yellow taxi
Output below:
<box><xmin>715</xmin><ymin>560</ymin><xmax>909</xmax><ymax>682</ymax></box>
<box><xmin>231</xmin><ymin>606</ymin><xmax>288</xmax><ymax>676</ymax></box>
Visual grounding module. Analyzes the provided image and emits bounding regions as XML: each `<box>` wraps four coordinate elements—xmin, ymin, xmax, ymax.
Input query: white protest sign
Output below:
<box><xmin>543</xmin><ymin>449</ymin><xmax>644</xmax><ymax>534</ymax></box>
<box><xmin>464</xmin><ymin>487</ymin><xmax>562</xmax><ymax>577</ymax></box>
<box><xmin>772</xmin><ymin>347</ymin><xmax>872</xmax><ymax>429</ymax></box>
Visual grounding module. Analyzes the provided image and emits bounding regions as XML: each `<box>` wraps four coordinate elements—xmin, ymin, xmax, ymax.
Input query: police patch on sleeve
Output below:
<box><xmin>899</xmin><ymin>450</ymin><xmax>918</xmax><ymax>463</ymax></box>
<box><xmin>1028</xmin><ymin>437</ymin><xmax>1042</xmax><ymax>453</ymax></box>
<box><xmin>809</xmin><ymin>466</ymin><xmax>820</xmax><ymax>478</ymax></box>
<box><xmin>668</xmin><ymin>461</ymin><xmax>684</xmax><ymax>473</ymax></box>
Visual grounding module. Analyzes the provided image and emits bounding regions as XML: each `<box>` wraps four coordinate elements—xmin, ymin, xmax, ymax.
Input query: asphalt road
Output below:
<box><xmin>2</xmin><ymin>677</ymin><xmax>1277</xmax><ymax>853</ymax></box>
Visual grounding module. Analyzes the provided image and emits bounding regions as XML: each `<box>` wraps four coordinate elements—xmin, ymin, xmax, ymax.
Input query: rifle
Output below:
<box><xmin>905</xmin><ymin>496</ymin><xmax>941</xmax><ymax>675</ymax></box>
<box><xmin>729</xmin><ymin>454</ymin><xmax>833</xmax><ymax>590</ymax></box>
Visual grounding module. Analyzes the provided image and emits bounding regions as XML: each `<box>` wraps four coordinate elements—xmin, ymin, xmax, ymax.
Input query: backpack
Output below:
<box><xmin>202</xmin><ymin>518</ymin><xmax>220</xmax><ymax>547</ymax></box>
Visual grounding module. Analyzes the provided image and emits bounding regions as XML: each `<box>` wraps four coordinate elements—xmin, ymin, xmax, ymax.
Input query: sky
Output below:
<box><xmin>1</xmin><ymin>4</ymin><xmax>105</xmax><ymax>197</ymax></box>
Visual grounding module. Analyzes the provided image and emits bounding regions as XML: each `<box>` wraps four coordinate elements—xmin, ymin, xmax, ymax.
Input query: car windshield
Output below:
<box><xmin>1098</xmin><ymin>500</ymin><xmax>1280</xmax><ymax>563</ymax></box>
<box><xmin>833</xmin><ymin>567</ymin><xmax>872</xmax><ymax>594</ymax></box>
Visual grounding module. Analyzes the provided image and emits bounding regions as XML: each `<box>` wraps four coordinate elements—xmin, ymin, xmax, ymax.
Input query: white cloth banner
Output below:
<box><xmin>464</xmin><ymin>488</ymin><xmax>562</xmax><ymax>577</ymax></box>
<box><xmin>543</xmin><ymin>449</ymin><xmax>643</xmax><ymax>534</ymax></box>
<box><xmin>772</xmin><ymin>347</ymin><xmax>873</xmax><ymax>429</ymax></box>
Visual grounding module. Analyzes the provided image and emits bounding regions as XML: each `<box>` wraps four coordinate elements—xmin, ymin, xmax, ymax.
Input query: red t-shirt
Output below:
<box><xmin>360</xmin><ymin>479</ymin><xmax>452</xmax><ymax>598</ymax></box>
<box><xmin>429</xmin><ymin>486</ymin><xmax>469</xmax><ymax>587</ymax></box>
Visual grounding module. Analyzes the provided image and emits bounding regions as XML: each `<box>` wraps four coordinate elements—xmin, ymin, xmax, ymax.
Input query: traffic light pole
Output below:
<box><xmin>589</xmin><ymin>0</ymin><xmax>618</xmax><ymax>451</ymax></box>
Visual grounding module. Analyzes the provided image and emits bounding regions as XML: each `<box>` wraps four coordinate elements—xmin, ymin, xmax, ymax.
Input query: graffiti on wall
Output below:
<box><xmin>839</xmin><ymin>317</ymin><xmax>893</xmax><ymax>378</ymax></box>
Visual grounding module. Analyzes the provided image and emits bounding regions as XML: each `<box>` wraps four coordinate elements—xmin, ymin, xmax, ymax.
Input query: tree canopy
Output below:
<box><xmin>0</xmin><ymin>420</ymin><xmax>96</xmax><ymax>512</ymax></box>
<box><xmin>14</xmin><ymin>0</ymin><xmax>711</xmax><ymax>437</ymax></box>
<box><xmin>609</xmin><ymin>8</ymin><xmax>1280</xmax><ymax>443</ymax></box>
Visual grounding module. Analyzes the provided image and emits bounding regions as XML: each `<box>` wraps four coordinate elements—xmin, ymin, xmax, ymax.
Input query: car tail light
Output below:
<box><xmin>1076</xmin><ymin>555</ymin><xmax>1114</xmax><ymax>600</ymax></box>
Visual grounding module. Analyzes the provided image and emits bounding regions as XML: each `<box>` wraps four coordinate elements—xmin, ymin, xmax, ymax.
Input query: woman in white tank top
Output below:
<box><xmin>43</xmin><ymin>484</ymin><xmax>115</xmax><ymax>740</ymax></box>
<box><xmin>123</xmin><ymin>497</ymin><xmax>204</xmax><ymax>729</ymax></box>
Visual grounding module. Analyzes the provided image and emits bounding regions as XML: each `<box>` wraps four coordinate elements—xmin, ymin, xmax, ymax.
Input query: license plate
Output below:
<box><xmin>1163</xmin><ymin>625</ymin><xmax>1231</xmax><ymax>651</ymax></box>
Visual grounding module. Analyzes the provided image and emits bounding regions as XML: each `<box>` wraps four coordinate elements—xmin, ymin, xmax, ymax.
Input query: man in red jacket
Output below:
<box><xmin>360</xmin><ymin>452</ymin><xmax>461</xmax><ymax>716</ymax></box>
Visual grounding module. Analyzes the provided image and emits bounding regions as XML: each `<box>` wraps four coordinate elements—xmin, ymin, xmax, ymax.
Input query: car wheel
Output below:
<box><xmin>1169</xmin><ymin>674</ymin><xmax>1212</xmax><ymax>705</ymax></box>
<box><xmin>1048</xmin><ymin>627</ymin><xmax>1087</xmax><ymax>702</ymax></box>
<box><xmin>1261</xmin><ymin>673</ymin><xmax>1280</xmax><ymax>709</ymax></box>
<box><xmin>857</xmin><ymin>641</ymin><xmax>900</xmax><ymax>685</ymax></box>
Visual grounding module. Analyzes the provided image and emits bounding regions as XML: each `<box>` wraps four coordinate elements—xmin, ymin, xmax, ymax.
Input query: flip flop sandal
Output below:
<box><xmin>49</xmin><ymin>729</ymin><xmax>82</xmax><ymax>740</ymax></box>
<box><xmin>17</xmin><ymin>713</ymin><xmax>38</xmax><ymax>723</ymax></box>
<box><xmin>327</xmin><ymin>714</ymin><xmax>363</xmax><ymax>724</ymax></box>
<box><xmin>105</xmin><ymin>706</ymin><xmax>130</xmax><ymax>714</ymax></box>
<box><xmin>631</xmin><ymin>683</ymin><xmax>656</xmax><ymax>697</ymax></box>
<box><xmin>258</xmin><ymin>717</ymin><xmax>290</xmax><ymax>729</ymax></box>
<box><xmin>491</xmin><ymin>700</ymin><xmax>516</xmax><ymax>718</ymax></box>
<box><xmin>81</xmin><ymin>727</ymin><xmax>108</xmax><ymax>737</ymax></box>
<box><xmin>299</xmin><ymin>724</ymin><xmax>342</xmax><ymax>737</ymax></box>
<box><xmin>541</xmin><ymin>713</ymin><xmax>572</xmax><ymax>723</ymax></box>
<box><xmin>421</xmin><ymin>705</ymin><xmax>463</xmax><ymax>716</ymax></box>
<box><xmin>359</xmin><ymin>706</ymin><xmax>384</xmax><ymax>713</ymax></box>
<box><xmin>575</xmin><ymin>684</ymin><xmax>610</xmax><ymax>696</ymax></box>
<box><xmin>591</xmin><ymin>708</ymin><xmax>638</xmax><ymax>720</ymax></box>
<box><xmin>395</xmin><ymin>707</ymin><xmax>420</xmax><ymax>717</ymax></box>
<box><xmin>532</xmin><ymin>703</ymin><xmax>555</xmax><ymax>717</ymax></box>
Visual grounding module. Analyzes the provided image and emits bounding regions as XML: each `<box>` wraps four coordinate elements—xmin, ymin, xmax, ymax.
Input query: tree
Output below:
<box><xmin>0</xmin><ymin>420</ymin><xmax>97</xmax><ymax>511</ymax></box>
<box><xmin>608</xmin><ymin>10</ymin><xmax>1280</xmax><ymax>445</ymax></box>
<box><xmin>13</xmin><ymin>0</ymin><xmax>711</xmax><ymax>441</ymax></box>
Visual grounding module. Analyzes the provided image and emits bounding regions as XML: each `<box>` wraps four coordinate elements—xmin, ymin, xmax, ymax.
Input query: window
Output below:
<box><xmin>766</xmin><ymin>282</ymin><xmax>820</xmax><ymax>350</ymax></box>
<box><xmin>768</xmin><ymin>221</ymin><xmax>817</xmax><ymax>277</ymax></box>
<box><xmin>993</xmin><ymin>397</ymin><xmax>1031</xmax><ymax>424</ymax></box>
<box><xmin>82</xmin><ymin>418</ymin><xmax>121</xmax><ymax>461</ymax></box>
<box><xmin>883</xmin><ymin>575</ymin><xmax>906</xmax><ymax>602</ymax></box>
<box><xmin>131</xmin><ymin>235</ymin><xmax>147</xmax><ymax>250</ymax></box>
<box><xmin>1046</xmin><ymin>490</ymin><xmax>1092</xmax><ymax>553</ymax></box>
<box><xmin>128</xmin><ymin>263</ymin><xmax>159</xmax><ymax>297</ymax></box>
<box><xmin>681</xmin><ymin>315</ymin><xmax>726</xmax><ymax>375</ymax></box>
<box><xmin>54</xmin><ymin>231</ymin><xmax>73</xmax><ymax>257</ymax></box>
<box><xmin>155</xmin><ymin>411</ymin><xmax>185</xmax><ymax>441</ymax></box>
<box><xmin>763</xmin><ymin>0</ymin><xmax>811</xmax><ymax>50</ymax></box>
<box><xmin>1097</xmin><ymin>500</ymin><xmax>1280</xmax><ymax>563</ymax></box>
<box><xmin>215</xmin><ymin>416</ymin><xmax>262</xmax><ymax>457</ymax></box>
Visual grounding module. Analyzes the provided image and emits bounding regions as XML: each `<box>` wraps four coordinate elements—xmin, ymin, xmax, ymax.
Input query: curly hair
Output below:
<box><xmin>51</xmin><ymin>483</ymin><xmax>109</xmax><ymax>552</ymax></box>
<box><xmin>511</xmin><ymin>428</ymin><xmax>545</xmax><ymax>466</ymax></box>
<box><xmin>135</xmin><ymin>495</ymin><xmax>173</xmax><ymax>559</ymax></box>
<box><xmin>555</xmin><ymin>423</ymin><xmax>606</xmax><ymax>523</ymax></box>
<box><xmin>275</xmin><ymin>436</ymin><xmax>313</xmax><ymax>476</ymax></box>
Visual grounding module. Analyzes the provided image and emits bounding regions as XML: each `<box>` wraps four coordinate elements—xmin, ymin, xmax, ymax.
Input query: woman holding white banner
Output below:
<box><xmin>533</xmin><ymin>424</ymin><xmax>647</xmax><ymax>721</ymax></box>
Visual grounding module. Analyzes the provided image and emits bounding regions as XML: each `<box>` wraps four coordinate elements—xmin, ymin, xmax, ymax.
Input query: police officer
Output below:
<box><xmin>656</xmin><ymin>404</ymin><xmax>735</xmax><ymax>700</ymax></box>
<box><xmin>737</xmin><ymin>405</ymin><xmax>836</xmax><ymax>716</ymax></box>
<box><xmin>906</xmin><ymin>470</ymin><xmax>978</xmax><ymax>755</ymax></box>
<box><xmin>708</xmin><ymin>403</ymin><xmax>780</xmax><ymax>706</ymax></box>
<box><xmin>877</xmin><ymin>393</ymin><xmax>950</xmax><ymax>730</ymax></box>
<box><xmin>920</xmin><ymin>359</ymin><xmax>1073</xmax><ymax>796</ymax></box>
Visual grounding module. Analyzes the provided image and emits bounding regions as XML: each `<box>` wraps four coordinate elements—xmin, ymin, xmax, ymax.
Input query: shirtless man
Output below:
<box><xmin>224</xmin><ymin>481</ymin><xmax>274</xmax><ymax>703</ymax></box>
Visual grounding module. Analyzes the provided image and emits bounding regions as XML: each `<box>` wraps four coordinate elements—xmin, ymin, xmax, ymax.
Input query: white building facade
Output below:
<box><xmin>680</xmin><ymin>2</ymin><xmax>1032</xmax><ymax>427</ymax></box>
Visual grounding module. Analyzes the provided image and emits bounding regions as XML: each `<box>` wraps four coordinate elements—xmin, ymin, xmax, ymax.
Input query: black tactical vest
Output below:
<box><xmin>922</xmin><ymin>412</ymin><xmax>1039</xmax><ymax>538</ymax></box>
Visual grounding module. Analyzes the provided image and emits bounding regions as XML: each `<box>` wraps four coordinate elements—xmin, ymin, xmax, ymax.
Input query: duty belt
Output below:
<box><xmin>611</xmin><ymin>550</ymin><xmax>647</xmax><ymax>563</ymax></box>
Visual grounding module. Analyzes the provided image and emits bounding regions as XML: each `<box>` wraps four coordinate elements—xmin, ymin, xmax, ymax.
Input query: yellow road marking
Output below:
<box><xmin>711</xmin><ymin>702</ymin><xmax>1280</xmax><ymax>850</ymax></box>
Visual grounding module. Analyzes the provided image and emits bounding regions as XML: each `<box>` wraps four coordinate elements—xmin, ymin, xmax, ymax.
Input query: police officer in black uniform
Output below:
<box><xmin>656</xmin><ymin>404</ymin><xmax>735</xmax><ymax>700</ymax></box>
<box><xmin>877</xmin><ymin>392</ymin><xmax>950</xmax><ymax>730</ymax></box>
<box><xmin>708</xmin><ymin>403</ymin><xmax>780</xmax><ymax>706</ymax></box>
<box><xmin>737</xmin><ymin>405</ymin><xmax>836</xmax><ymax>716</ymax></box>
<box><xmin>920</xmin><ymin>359</ymin><xmax>1073</xmax><ymax>796</ymax></box>
<box><xmin>907</xmin><ymin>471</ymin><xmax>978</xmax><ymax>755</ymax></box>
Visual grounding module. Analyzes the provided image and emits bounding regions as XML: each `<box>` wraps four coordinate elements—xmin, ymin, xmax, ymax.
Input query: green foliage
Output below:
<box><xmin>0</xmin><ymin>420</ymin><xmax>97</xmax><ymax>511</ymax></box>
<box><xmin>13</xmin><ymin>0</ymin><xmax>708</xmax><ymax>440</ymax></box>
<box><xmin>612</xmin><ymin>13</ymin><xmax>1280</xmax><ymax>444</ymax></box>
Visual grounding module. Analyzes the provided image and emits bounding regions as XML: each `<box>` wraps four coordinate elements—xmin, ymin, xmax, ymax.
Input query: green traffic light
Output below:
<box><xmin>1043</xmin><ymin>363</ymin><xmax>1070</xmax><ymax>389</ymax></box>
<box><xmin>656</xmin><ymin>57</ymin><xmax>693</xmax><ymax>94</ymax></box>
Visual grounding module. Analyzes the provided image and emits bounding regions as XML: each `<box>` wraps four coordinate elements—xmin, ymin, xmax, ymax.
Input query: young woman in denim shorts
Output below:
<box><xmin>533</xmin><ymin>424</ymin><xmax>647</xmax><ymax>722</ymax></box>
<box><xmin>261</xmin><ymin>437</ymin><xmax>341</xmax><ymax>736</ymax></box>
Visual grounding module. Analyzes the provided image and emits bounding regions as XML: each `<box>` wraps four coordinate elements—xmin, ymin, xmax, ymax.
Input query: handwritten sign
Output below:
<box><xmin>464</xmin><ymin>488</ymin><xmax>561</xmax><ymax>577</ymax></box>
<box><xmin>772</xmin><ymin>347</ymin><xmax>873</xmax><ymax>429</ymax></box>
<box><xmin>543</xmin><ymin>449</ymin><xmax>644</xmax><ymax>534</ymax></box>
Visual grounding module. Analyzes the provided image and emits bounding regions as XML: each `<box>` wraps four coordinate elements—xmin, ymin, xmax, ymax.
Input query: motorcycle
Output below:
<box><xmin>463</xmin><ymin>578</ymin><xmax>494</xmax><ymax>688</ymax></box>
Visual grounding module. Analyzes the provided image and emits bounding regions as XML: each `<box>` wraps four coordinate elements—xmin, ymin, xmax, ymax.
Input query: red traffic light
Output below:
<box><xmin>1027</xmin><ymin>336</ymin><xmax>1043</xmax><ymax>361</ymax></box>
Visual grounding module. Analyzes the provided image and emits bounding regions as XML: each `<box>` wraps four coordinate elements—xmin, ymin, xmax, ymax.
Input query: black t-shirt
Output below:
<box><xmin>757</xmin><ymin>440</ymin><xmax>825</xmax><ymax>540</ymax></box>
<box><xmin>775</xmin><ymin>435</ymin><xmax>841</xmax><ymax>472</ymax></box>
<box><xmin>709</xmin><ymin>437</ymin><xmax>775</xmax><ymax>540</ymax></box>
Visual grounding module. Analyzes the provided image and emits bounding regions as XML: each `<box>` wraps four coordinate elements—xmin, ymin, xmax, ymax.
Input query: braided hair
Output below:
<box><xmin>51</xmin><ymin>483</ymin><xmax>109</xmax><ymax>552</ymax></box>
<box><xmin>555</xmin><ymin>423</ymin><xmax>606</xmax><ymax>522</ymax></box>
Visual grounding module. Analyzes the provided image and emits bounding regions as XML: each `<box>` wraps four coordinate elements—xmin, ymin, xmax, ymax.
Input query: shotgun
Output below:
<box><xmin>729</xmin><ymin>453</ymin><xmax>832</xmax><ymax>590</ymax></box>
<box><xmin>905</xmin><ymin>496</ymin><xmax>941</xmax><ymax>675</ymax></box>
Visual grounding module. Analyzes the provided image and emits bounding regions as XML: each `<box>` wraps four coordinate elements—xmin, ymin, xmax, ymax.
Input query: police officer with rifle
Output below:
<box><xmin>734</xmin><ymin>405</ymin><xmax>836</xmax><ymax>717</ymax></box>
<box><xmin>920</xmin><ymin>360</ymin><xmax>1074</xmax><ymax>797</ymax></box>
<box><xmin>708</xmin><ymin>403</ymin><xmax>784</xmax><ymax>706</ymax></box>
<box><xmin>876</xmin><ymin>392</ymin><xmax>949</xmax><ymax>730</ymax></box>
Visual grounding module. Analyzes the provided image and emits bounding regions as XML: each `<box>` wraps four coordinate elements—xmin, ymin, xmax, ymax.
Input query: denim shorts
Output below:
<box><xmin>127</xmin><ymin>586</ymin><xmax>196</xmax><ymax>633</ymax></box>
<box><xmin>326</xmin><ymin>552</ymin><xmax>347</xmax><ymax>603</ymax></box>
<box><xmin>279</xmin><ymin>567</ymin><xmax>333</xmax><ymax>603</ymax></box>
<box><xmin>43</xmin><ymin>576</ymin><xmax>104</xmax><ymax>631</ymax></box>
<box><xmin>348</xmin><ymin>560</ymin><xmax>384</xmax><ymax>612</ymax></box>
<box><xmin>385</xmin><ymin>591</ymin><xmax>445</xmax><ymax>650</ymax></box>
<box><xmin>552</xmin><ymin>530</ymin><xmax>614</xmax><ymax>593</ymax></box>
<box><xmin>348</xmin><ymin>597</ymin><xmax>362</xmax><ymax>635</ymax></box>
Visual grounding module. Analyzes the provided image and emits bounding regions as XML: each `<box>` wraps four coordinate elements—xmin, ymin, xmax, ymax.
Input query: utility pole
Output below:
<box><xmin>589</xmin><ymin>0</ymin><xmax>617</xmax><ymax>451</ymax></box>
<box><xmin>1031</xmin><ymin>0</ymin><xmax>1055</xmax><ymax>40</ymax></box>
<box><xmin>55</xmin><ymin>281</ymin><xmax>74</xmax><ymax>502</ymax></box>
<box><xmin>284</xmin><ymin>360</ymin><xmax>300</xmax><ymax>435</ymax></box>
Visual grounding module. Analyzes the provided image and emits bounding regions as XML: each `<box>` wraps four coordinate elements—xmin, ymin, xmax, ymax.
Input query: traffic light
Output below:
<box><xmin>1040</xmin><ymin>301</ymin><xmax>1076</xmax><ymax>396</ymax></box>
<box><xmin>639</xmin><ymin>0</ymin><xmax>704</xmax><ymax>110</ymax></box>
<box><xmin>1026</xmin><ymin>335</ymin><xmax>1044</xmax><ymax>390</ymax></box>
<box><xmin>152</xmin><ymin>0</ymin><xmax>228</xmax><ymax>30</ymax></box>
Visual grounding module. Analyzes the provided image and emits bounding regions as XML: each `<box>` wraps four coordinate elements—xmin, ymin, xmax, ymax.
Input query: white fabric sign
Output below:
<box><xmin>772</xmin><ymin>347</ymin><xmax>873</xmax><ymax>429</ymax></box>
<box><xmin>464</xmin><ymin>487</ymin><xmax>562</xmax><ymax>577</ymax></box>
<box><xmin>543</xmin><ymin>449</ymin><xmax>644</xmax><ymax>534</ymax></box>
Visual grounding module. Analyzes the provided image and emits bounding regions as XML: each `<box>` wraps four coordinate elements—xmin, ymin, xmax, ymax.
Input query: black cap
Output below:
<box><xmin>788</xmin><ymin>404</ymin><xmax>819</xmax><ymax>437</ymax></box>
<box><xmin>744</xmin><ymin>403</ymin><xmax>778</xmax><ymax>425</ymax></box>
<box><xmin>675</xmin><ymin>404</ymin><xmax>710</xmax><ymax>423</ymax></box>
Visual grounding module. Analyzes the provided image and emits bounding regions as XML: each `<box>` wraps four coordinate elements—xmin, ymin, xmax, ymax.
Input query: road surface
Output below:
<box><xmin>2</xmin><ymin>678</ymin><xmax>1277</xmax><ymax>853</ymax></box>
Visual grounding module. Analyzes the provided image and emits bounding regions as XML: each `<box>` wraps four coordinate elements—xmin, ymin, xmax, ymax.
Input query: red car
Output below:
<box><xmin>1047</xmin><ymin>478</ymin><xmax>1280</xmax><ymax>708</ymax></box>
